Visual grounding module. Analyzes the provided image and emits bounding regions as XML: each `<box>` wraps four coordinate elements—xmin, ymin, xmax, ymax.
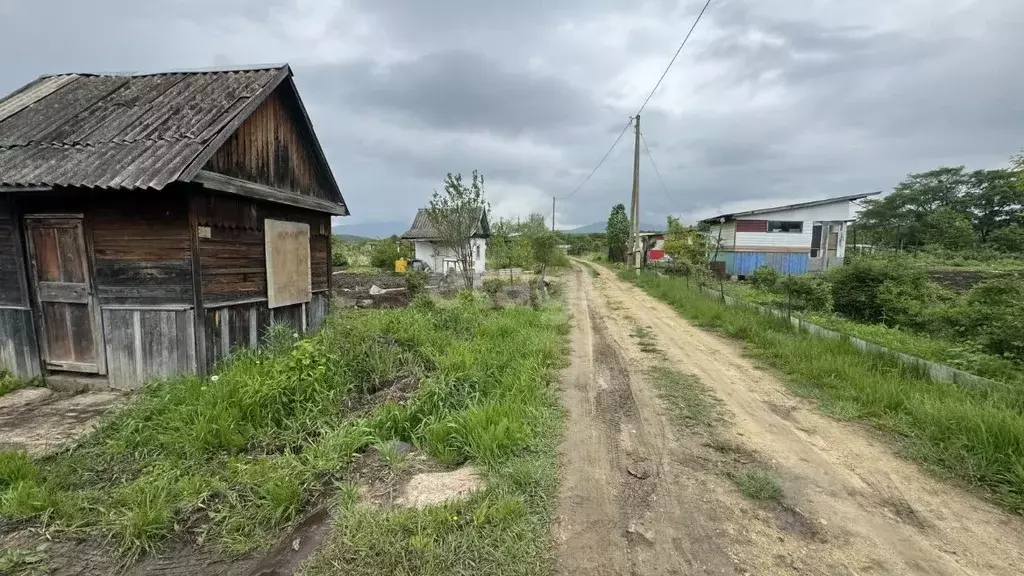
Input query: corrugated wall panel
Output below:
<box><xmin>731</xmin><ymin>252</ymin><xmax>809</xmax><ymax>276</ymax></box>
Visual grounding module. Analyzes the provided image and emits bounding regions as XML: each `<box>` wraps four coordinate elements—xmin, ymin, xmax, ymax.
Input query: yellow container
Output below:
<box><xmin>394</xmin><ymin>258</ymin><xmax>408</xmax><ymax>273</ymax></box>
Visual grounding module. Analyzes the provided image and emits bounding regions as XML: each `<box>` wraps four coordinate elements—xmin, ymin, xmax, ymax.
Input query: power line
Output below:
<box><xmin>560</xmin><ymin>117</ymin><xmax>633</xmax><ymax>199</ymax></box>
<box><xmin>639</xmin><ymin>130</ymin><xmax>675</xmax><ymax>208</ymax></box>
<box><xmin>559</xmin><ymin>0</ymin><xmax>713</xmax><ymax>201</ymax></box>
<box><xmin>636</xmin><ymin>0</ymin><xmax>713</xmax><ymax>116</ymax></box>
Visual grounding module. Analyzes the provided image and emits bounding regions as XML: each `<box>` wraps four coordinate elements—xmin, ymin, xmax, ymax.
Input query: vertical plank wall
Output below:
<box><xmin>0</xmin><ymin>196</ymin><xmax>41</xmax><ymax>379</ymax></box>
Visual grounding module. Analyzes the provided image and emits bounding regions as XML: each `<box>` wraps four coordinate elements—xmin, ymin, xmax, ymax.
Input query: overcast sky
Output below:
<box><xmin>2</xmin><ymin>0</ymin><xmax>1022</xmax><ymax>228</ymax></box>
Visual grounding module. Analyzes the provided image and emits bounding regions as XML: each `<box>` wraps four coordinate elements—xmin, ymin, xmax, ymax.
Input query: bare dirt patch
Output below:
<box><xmin>0</xmin><ymin>389</ymin><xmax>123</xmax><ymax>455</ymax></box>
<box><xmin>395</xmin><ymin>467</ymin><xmax>483</xmax><ymax>509</ymax></box>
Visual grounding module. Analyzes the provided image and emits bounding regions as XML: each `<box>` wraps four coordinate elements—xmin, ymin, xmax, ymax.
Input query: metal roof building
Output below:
<box><xmin>0</xmin><ymin>64</ymin><xmax>347</xmax><ymax>390</ymax></box>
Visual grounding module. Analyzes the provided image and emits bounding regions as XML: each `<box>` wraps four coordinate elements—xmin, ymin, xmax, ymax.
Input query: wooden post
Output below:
<box><xmin>631</xmin><ymin>115</ymin><xmax>642</xmax><ymax>271</ymax></box>
<box><xmin>187</xmin><ymin>191</ymin><xmax>208</xmax><ymax>375</ymax></box>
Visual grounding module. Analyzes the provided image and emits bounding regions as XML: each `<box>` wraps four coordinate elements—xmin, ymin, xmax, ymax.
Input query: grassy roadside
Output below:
<box><xmin>623</xmin><ymin>271</ymin><xmax>1024</xmax><ymax>514</ymax></box>
<box><xmin>0</xmin><ymin>295</ymin><xmax>569</xmax><ymax>574</ymax></box>
<box><xmin>719</xmin><ymin>282</ymin><xmax>1024</xmax><ymax>385</ymax></box>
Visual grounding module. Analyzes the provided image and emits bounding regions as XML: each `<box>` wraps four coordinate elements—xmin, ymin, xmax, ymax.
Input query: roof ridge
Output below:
<box><xmin>40</xmin><ymin>63</ymin><xmax>290</xmax><ymax>79</ymax></box>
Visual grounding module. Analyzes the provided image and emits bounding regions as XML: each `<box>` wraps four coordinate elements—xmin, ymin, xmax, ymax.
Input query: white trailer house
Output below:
<box><xmin>701</xmin><ymin>192</ymin><xmax>879</xmax><ymax>276</ymax></box>
<box><xmin>400</xmin><ymin>208</ymin><xmax>490</xmax><ymax>274</ymax></box>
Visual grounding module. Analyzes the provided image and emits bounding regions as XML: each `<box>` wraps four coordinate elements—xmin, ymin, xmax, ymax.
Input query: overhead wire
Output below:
<box><xmin>635</xmin><ymin>0</ymin><xmax>713</xmax><ymax>117</ymax></box>
<box><xmin>559</xmin><ymin>0</ymin><xmax>714</xmax><ymax>200</ymax></box>
<box><xmin>639</xmin><ymin>130</ymin><xmax>675</xmax><ymax>208</ymax></box>
<box><xmin>559</xmin><ymin>117</ymin><xmax>633</xmax><ymax>199</ymax></box>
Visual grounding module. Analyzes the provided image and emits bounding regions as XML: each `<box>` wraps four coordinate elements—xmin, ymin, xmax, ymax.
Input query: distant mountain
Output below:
<box><xmin>331</xmin><ymin>220</ymin><xmax>408</xmax><ymax>239</ymax></box>
<box><xmin>567</xmin><ymin>221</ymin><xmax>663</xmax><ymax>234</ymax></box>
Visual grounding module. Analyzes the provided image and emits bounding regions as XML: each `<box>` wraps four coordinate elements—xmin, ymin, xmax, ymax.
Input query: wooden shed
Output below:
<box><xmin>0</xmin><ymin>65</ymin><xmax>347</xmax><ymax>390</ymax></box>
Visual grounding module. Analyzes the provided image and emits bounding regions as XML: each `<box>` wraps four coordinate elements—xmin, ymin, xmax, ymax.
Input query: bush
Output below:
<box><xmin>959</xmin><ymin>278</ymin><xmax>1024</xmax><ymax>361</ymax></box>
<box><xmin>482</xmin><ymin>278</ymin><xmax>503</xmax><ymax>298</ymax></box>
<box><xmin>369</xmin><ymin>239</ymin><xmax>410</xmax><ymax>271</ymax></box>
<box><xmin>875</xmin><ymin>275</ymin><xmax>954</xmax><ymax>332</ymax></box>
<box><xmin>749</xmin><ymin>266</ymin><xmax>780</xmax><ymax>291</ymax></box>
<box><xmin>404</xmin><ymin>269</ymin><xmax>428</xmax><ymax>298</ymax></box>
<box><xmin>829</xmin><ymin>258</ymin><xmax>932</xmax><ymax>323</ymax></box>
<box><xmin>777</xmin><ymin>274</ymin><xmax>830</xmax><ymax>311</ymax></box>
<box><xmin>989</xmin><ymin>226</ymin><xmax>1024</xmax><ymax>254</ymax></box>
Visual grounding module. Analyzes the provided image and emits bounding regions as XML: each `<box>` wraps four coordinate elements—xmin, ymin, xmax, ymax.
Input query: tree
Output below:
<box><xmin>531</xmin><ymin>231</ymin><xmax>558</xmax><ymax>280</ymax></box>
<box><xmin>606</xmin><ymin>204</ymin><xmax>629</xmax><ymax>263</ymax></box>
<box><xmin>662</xmin><ymin>216</ymin><xmax>710</xmax><ymax>281</ymax></box>
<box><xmin>369</xmin><ymin>237</ymin><xmax>409</xmax><ymax>270</ymax></box>
<box><xmin>426</xmin><ymin>171</ymin><xmax>489</xmax><ymax>289</ymax></box>
<box><xmin>488</xmin><ymin>218</ymin><xmax>533</xmax><ymax>283</ymax></box>
<box><xmin>989</xmin><ymin>225</ymin><xmax>1024</xmax><ymax>253</ymax></box>
<box><xmin>964</xmin><ymin>169</ymin><xmax>1024</xmax><ymax>242</ymax></box>
<box><xmin>921</xmin><ymin>207</ymin><xmax>976</xmax><ymax>251</ymax></box>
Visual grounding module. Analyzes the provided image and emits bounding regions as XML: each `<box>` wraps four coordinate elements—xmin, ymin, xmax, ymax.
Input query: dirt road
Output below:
<box><xmin>554</xmin><ymin>262</ymin><xmax>1024</xmax><ymax>575</ymax></box>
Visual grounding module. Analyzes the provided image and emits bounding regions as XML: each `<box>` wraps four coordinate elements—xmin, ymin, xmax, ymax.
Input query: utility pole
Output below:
<box><xmin>551</xmin><ymin>196</ymin><xmax>556</xmax><ymax>232</ymax></box>
<box><xmin>630</xmin><ymin>114</ymin><xmax>642</xmax><ymax>271</ymax></box>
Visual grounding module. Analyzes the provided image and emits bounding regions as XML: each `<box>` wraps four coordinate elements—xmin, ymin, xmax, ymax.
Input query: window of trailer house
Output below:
<box><xmin>767</xmin><ymin>220</ymin><xmax>803</xmax><ymax>233</ymax></box>
<box><xmin>475</xmin><ymin>244</ymin><xmax>480</xmax><ymax>259</ymax></box>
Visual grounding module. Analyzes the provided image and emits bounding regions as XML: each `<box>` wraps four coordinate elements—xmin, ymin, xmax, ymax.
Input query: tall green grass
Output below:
<box><xmin>0</xmin><ymin>297</ymin><xmax>568</xmax><ymax>570</ymax></box>
<box><xmin>624</xmin><ymin>271</ymin><xmax>1024</xmax><ymax>514</ymax></box>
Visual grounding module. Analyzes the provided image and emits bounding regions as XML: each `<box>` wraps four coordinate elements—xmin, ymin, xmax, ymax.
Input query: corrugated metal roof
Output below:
<box><xmin>699</xmin><ymin>192</ymin><xmax>883</xmax><ymax>224</ymax></box>
<box><xmin>401</xmin><ymin>208</ymin><xmax>490</xmax><ymax>240</ymax></box>
<box><xmin>0</xmin><ymin>66</ymin><xmax>287</xmax><ymax>190</ymax></box>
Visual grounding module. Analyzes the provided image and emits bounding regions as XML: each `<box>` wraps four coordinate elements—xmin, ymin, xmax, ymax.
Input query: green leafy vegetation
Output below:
<box><xmin>855</xmin><ymin>165</ymin><xmax>1024</xmax><ymax>253</ymax></box>
<box><xmin>729</xmin><ymin>257</ymin><xmax>1024</xmax><ymax>382</ymax></box>
<box><xmin>488</xmin><ymin>213</ymin><xmax>569</xmax><ymax>277</ymax></box>
<box><xmin>0</xmin><ymin>297</ymin><xmax>568</xmax><ymax>570</ymax></box>
<box><xmin>605</xmin><ymin>203</ymin><xmax>630</xmax><ymax>263</ymax></box>
<box><xmin>0</xmin><ymin>370</ymin><xmax>26</xmax><ymax>396</ymax></box>
<box><xmin>369</xmin><ymin>237</ymin><xmax>413</xmax><ymax>271</ymax></box>
<box><xmin>623</xmin><ymin>271</ymin><xmax>1024</xmax><ymax>514</ymax></box>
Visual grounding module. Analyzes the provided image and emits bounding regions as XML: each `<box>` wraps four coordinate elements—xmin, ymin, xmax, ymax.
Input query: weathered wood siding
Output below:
<box><xmin>0</xmin><ymin>197</ymin><xmax>28</xmax><ymax>307</ymax></box>
<box><xmin>103</xmin><ymin>307</ymin><xmax>196</xmax><ymax>390</ymax></box>
<box><xmin>0</xmin><ymin>308</ymin><xmax>41</xmax><ymax>379</ymax></box>
<box><xmin>203</xmin><ymin>89</ymin><xmax>335</xmax><ymax>201</ymax></box>
<box><xmin>306</xmin><ymin>291</ymin><xmax>329</xmax><ymax>332</ymax></box>
<box><xmin>194</xmin><ymin>193</ymin><xmax>330</xmax><ymax>304</ymax></box>
<box><xmin>16</xmin><ymin>191</ymin><xmax>193</xmax><ymax>306</ymax></box>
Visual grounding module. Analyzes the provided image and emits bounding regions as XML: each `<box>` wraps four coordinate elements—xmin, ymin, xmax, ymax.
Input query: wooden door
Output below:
<box><xmin>23</xmin><ymin>216</ymin><xmax>105</xmax><ymax>374</ymax></box>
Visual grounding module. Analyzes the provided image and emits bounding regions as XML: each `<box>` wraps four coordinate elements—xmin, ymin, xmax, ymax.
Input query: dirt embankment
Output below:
<box><xmin>554</xmin><ymin>263</ymin><xmax>1024</xmax><ymax>575</ymax></box>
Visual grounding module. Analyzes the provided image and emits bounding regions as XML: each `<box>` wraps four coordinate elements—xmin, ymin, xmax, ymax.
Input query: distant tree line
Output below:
<box><xmin>855</xmin><ymin>159</ymin><xmax>1024</xmax><ymax>254</ymax></box>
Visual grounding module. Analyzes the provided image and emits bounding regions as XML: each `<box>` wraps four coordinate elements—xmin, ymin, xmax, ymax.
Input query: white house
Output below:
<box><xmin>400</xmin><ymin>208</ymin><xmax>490</xmax><ymax>274</ymax></box>
<box><xmin>701</xmin><ymin>192</ymin><xmax>880</xmax><ymax>276</ymax></box>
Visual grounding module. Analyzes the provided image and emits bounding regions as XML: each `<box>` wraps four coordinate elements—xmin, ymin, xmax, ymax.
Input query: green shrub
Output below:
<box><xmin>749</xmin><ymin>266</ymin><xmax>780</xmax><ymax>291</ymax></box>
<box><xmin>369</xmin><ymin>238</ymin><xmax>412</xmax><ymax>271</ymax></box>
<box><xmin>989</xmin><ymin>226</ymin><xmax>1024</xmax><ymax>254</ymax></box>
<box><xmin>777</xmin><ymin>274</ymin><xmax>830</xmax><ymax>311</ymax></box>
<box><xmin>482</xmin><ymin>278</ymin><xmax>504</xmax><ymax>298</ymax></box>
<box><xmin>875</xmin><ymin>275</ymin><xmax>954</xmax><ymax>331</ymax></box>
<box><xmin>0</xmin><ymin>371</ymin><xmax>24</xmax><ymax>396</ymax></box>
<box><xmin>959</xmin><ymin>278</ymin><xmax>1024</xmax><ymax>361</ymax></box>
<box><xmin>829</xmin><ymin>258</ymin><xmax>932</xmax><ymax>323</ymax></box>
<box><xmin>405</xmin><ymin>269</ymin><xmax>428</xmax><ymax>298</ymax></box>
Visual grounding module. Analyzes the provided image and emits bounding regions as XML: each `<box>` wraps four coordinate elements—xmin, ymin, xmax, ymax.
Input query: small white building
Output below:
<box><xmin>400</xmin><ymin>208</ymin><xmax>490</xmax><ymax>274</ymax></box>
<box><xmin>701</xmin><ymin>192</ymin><xmax>880</xmax><ymax>276</ymax></box>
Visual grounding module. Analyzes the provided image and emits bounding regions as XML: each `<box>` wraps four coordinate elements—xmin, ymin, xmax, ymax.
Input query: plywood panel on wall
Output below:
<box><xmin>265</xmin><ymin>219</ymin><xmax>310</xmax><ymax>308</ymax></box>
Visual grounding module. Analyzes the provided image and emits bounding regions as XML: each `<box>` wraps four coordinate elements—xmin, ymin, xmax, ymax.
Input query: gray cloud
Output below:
<box><xmin>1</xmin><ymin>0</ymin><xmax>1022</xmax><ymax>228</ymax></box>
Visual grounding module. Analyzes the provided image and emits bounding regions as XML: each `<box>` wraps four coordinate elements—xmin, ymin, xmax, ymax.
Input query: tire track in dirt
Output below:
<box><xmin>556</xmin><ymin>265</ymin><xmax>770</xmax><ymax>575</ymax></box>
<box><xmin>570</xmin><ymin>262</ymin><xmax>1024</xmax><ymax>575</ymax></box>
